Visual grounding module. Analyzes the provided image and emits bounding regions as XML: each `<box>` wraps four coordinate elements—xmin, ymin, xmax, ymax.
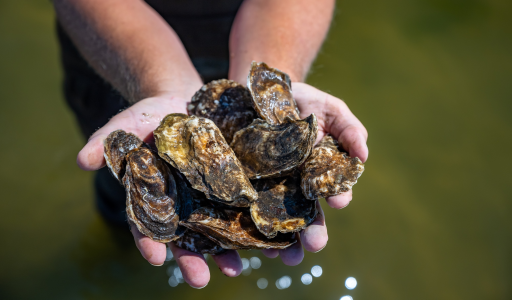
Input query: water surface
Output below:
<box><xmin>0</xmin><ymin>1</ymin><xmax>511</xmax><ymax>299</ymax></box>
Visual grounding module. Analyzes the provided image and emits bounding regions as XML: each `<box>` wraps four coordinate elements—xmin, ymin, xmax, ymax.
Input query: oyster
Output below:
<box><xmin>250</xmin><ymin>175</ymin><xmax>317</xmax><ymax>238</ymax></box>
<box><xmin>301</xmin><ymin>135</ymin><xmax>365</xmax><ymax>200</ymax></box>
<box><xmin>187</xmin><ymin>79</ymin><xmax>257</xmax><ymax>144</ymax></box>
<box><xmin>124</xmin><ymin>147</ymin><xmax>181</xmax><ymax>243</ymax></box>
<box><xmin>248</xmin><ymin>62</ymin><xmax>300</xmax><ymax>125</ymax></box>
<box><xmin>175</xmin><ymin>230</ymin><xmax>226</xmax><ymax>255</ymax></box>
<box><xmin>103</xmin><ymin>129</ymin><xmax>144</xmax><ymax>182</ymax></box>
<box><xmin>230</xmin><ymin>115</ymin><xmax>318</xmax><ymax>179</ymax></box>
<box><xmin>181</xmin><ymin>207</ymin><xmax>297</xmax><ymax>250</ymax></box>
<box><xmin>154</xmin><ymin>114</ymin><xmax>257</xmax><ymax>207</ymax></box>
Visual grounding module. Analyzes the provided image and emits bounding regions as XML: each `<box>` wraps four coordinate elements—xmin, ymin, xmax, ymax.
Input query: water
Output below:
<box><xmin>0</xmin><ymin>0</ymin><xmax>511</xmax><ymax>299</ymax></box>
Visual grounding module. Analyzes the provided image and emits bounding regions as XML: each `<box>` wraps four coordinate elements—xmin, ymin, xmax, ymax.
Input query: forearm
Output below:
<box><xmin>229</xmin><ymin>0</ymin><xmax>335</xmax><ymax>84</ymax></box>
<box><xmin>54</xmin><ymin>0</ymin><xmax>203</xmax><ymax>103</ymax></box>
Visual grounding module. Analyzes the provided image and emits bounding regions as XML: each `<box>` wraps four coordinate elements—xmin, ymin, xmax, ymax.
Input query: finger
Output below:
<box><xmin>130</xmin><ymin>224</ymin><xmax>167</xmax><ymax>266</ymax></box>
<box><xmin>337</xmin><ymin>124</ymin><xmax>369</xmax><ymax>163</ymax></box>
<box><xmin>211</xmin><ymin>250</ymin><xmax>243</xmax><ymax>277</ymax></box>
<box><xmin>169</xmin><ymin>243</ymin><xmax>210</xmax><ymax>288</ymax></box>
<box><xmin>261</xmin><ymin>249</ymin><xmax>280</xmax><ymax>258</ymax></box>
<box><xmin>292</xmin><ymin>83</ymin><xmax>368</xmax><ymax>163</ymax></box>
<box><xmin>279</xmin><ymin>237</ymin><xmax>304</xmax><ymax>266</ymax></box>
<box><xmin>325</xmin><ymin>190</ymin><xmax>352</xmax><ymax>209</ymax></box>
<box><xmin>301</xmin><ymin>201</ymin><xmax>328</xmax><ymax>253</ymax></box>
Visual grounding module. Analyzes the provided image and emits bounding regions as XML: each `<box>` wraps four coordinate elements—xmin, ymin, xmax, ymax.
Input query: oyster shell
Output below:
<box><xmin>124</xmin><ymin>147</ymin><xmax>181</xmax><ymax>243</ymax></box>
<box><xmin>181</xmin><ymin>207</ymin><xmax>297</xmax><ymax>250</ymax></box>
<box><xmin>187</xmin><ymin>79</ymin><xmax>257</xmax><ymax>144</ymax></box>
<box><xmin>301</xmin><ymin>135</ymin><xmax>365</xmax><ymax>200</ymax></box>
<box><xmin>230</xmin><ymin>115</ymin><xmax>318</xmax><ymax>179</ymax></box>
<box><xmin>154</xmin><ymin>114</ymin><xmax>257</xmax><ymax>207</ymax></box>
<box><xmin>248</xmin><ymin>62</ymin><xmax>300</xmax><ymax>125</ymax></box>
<box><xmin>250</xmin><ymin>175</ymin><xmax>317</xmax><ymax>238</ymax></box>
<box><xmin>103</xmin><ymin>130</ymin><xmax>144</xmax><ymax>182</ymax></box>
<box><xmin>175</xmin><ymin>230</ymin><xmax>226</xmax><ymax>255</ymax></box>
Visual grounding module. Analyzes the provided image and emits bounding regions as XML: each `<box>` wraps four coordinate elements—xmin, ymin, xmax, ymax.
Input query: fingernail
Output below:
<box><xmin>192</xmin><ymin>283</ymin><xmax>208</xmax><ymax>289</ymax></box>
<box><xmin>314</xmin><ymin>244</ymin><xmax>327</xmax><ymax>253</ymax></box>
<box><xmin>149</xmin><ymin>262</ymin><xmax>164</xmax><ymax>267</ymax></box>
<box><xmin>338</xmin><ymin>202</ymin><xmax>350</xmax><ymax>210</ymax></box>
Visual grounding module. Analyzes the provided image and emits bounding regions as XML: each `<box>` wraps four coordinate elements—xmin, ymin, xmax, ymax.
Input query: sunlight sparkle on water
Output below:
<box><xmin>250</xmin><ymin>257</ymin><xmax>262</xmax><ymax>269</ymax></box>
<box><xmin>168</xmin><ymin>276</ymin><xmax>179</xmax><ymax>287</ymax></box>
<box><xmin>345</xmin><ymin>277</ymin><xmax>357</xmax><ymax>289</ymax></box>
<box><xmin>241</xmin><ymin>258</ymin><xmax>250</xmax><ymax>270</ymax></box>
<box><xmin>173</xmin><ymin>267</ymin><xmax>184</xmax><ymax>283</ymax></box>
<box><xmin>301</xmin><ymin>273</ymin><xmax>313</xmax><ymax>285</ymax></box>
<box><xmin>257</xmin><ymin>278</ymin><xmax>268</xmax><ymax>289</ymax></box>
<box><xmin>165</xmin><ymin>247</ymin><xmax>174</xmax><ymax>261</ymax></box>
<box><xmin>311</xmin><ymin>265</ymin><xmax>323</xmax><ymax>277</ymax></box>
<box><xmin>276</xmin><ymin>276</ymin><xmax>292</xmax><ymax>289</ymax></box>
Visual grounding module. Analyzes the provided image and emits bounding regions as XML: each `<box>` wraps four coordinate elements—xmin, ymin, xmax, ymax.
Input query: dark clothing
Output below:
<box><xmin>57</xmin><ymin>0</ymin><xmax>244</xmax><ymax>226</ymax></box>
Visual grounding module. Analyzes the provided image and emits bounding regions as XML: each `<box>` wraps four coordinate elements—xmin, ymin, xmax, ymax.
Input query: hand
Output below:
<box><xmin>76</xmin><ymin>83</ymin><xmax>368</xmax><ymax>289</ymax></box>
<box><xmin>77</xmin><ymin>95</ymin><xmax>244</xmax><ymax>288</ymax></box>
<box><xmin>259</xmin><ymin>82</ymin><xmax>369</xmax><ymax>261</ymax></box>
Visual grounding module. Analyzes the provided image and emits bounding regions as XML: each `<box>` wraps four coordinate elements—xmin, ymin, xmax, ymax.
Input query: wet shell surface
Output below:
<box><xmin>301</xmin><ymin>135</ymin><xmax>365</xmax><ymax>200</ymax></box>
<box><xmin>154</xmin><ymin>114</ymin><xmax>257</xmax><ymax>207</ymax></box>
<box><xmin>103</xmin><ymin>130</ymin><xmax>144</xmax><ymax>182</ymax></box>
<box><xmin>250</xmin><ymin>175</ymin><xmax>317</xmax><ymax>238</ymax></box>
<box><xmin>187</xmin><ymin>79</ymin><xmax>257</xmax><ymax>144</ymax></box>
<box><xmin>248</xmin><ymin>62</ymin><xmax>300</xmax><ymax>125</ymax></box>
<box><xmin>181</xmin><ymin>207</ymin><xmax>297</xmax><ymax>250</ymax></box>
<box><xmin>124</xmin><ymin>147</ymin><xmax>181</xmax><ymax>243</ymax></box>
<box><xmin>230</xmin><ymin>115</ymin><xmax>318</xmax><ymax>179</ymax></box>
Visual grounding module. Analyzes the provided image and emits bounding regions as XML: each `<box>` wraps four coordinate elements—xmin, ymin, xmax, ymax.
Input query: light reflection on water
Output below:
<box><xmin>345</xmin><ymin>277</ymin><xmax>357</xmax><ymax>290</ymax></box>
<box><xmin>301</xmin><ymin>273</ymin><xmax>313</xmax><ymax>285</ymax></box>
<box><xmin>340</xmin><ymin>296</ymin><xmax>353</xmax><ymax>300</ymax></box>
<box><xmin>256</xmin><ymin>278</ymin><xmax>268</xmax><ymax>289</ymax></box>
<box><xmin>249</xmin><ymin>257</ymin><xmax>262</xmax><ymax>269</ymax></box>
<box><xmin>276</xmin><ymin>276</ymin><xmax>292</xmax><ymax>290</ymax></box>
<box><xmin>311</xmin><ymin>265</ymin><xmax>323</xmax><ymax>277</ymax></box>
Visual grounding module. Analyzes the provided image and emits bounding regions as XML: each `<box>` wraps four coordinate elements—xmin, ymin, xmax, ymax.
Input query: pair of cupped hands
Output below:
<box><xmin>77</xmin><ymin>82</ymin><xmax>368</xmax><ymax>288</ymax></box>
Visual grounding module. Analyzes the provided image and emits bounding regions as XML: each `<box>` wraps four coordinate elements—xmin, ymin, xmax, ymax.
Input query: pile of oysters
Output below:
<box><xmin>103</xmin><ymin>62</ymin><xmax>364</xmax><ymax>254</ymax></box>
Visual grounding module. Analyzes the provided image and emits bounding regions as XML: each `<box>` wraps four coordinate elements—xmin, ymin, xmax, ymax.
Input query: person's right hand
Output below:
<box><xmin>77</xmin><ymin>95</ymin><xmax>244</xmax><ymax>289</ymax></box>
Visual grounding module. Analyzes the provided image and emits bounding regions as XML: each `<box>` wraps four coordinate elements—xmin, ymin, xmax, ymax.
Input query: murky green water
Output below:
<box><xmin>1</xmin><ymin>1</ymin><xmax>511</xmax><ymax>299</ymax></box>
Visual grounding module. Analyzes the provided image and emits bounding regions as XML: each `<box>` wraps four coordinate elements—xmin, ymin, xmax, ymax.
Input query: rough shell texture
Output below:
<box><xmin>230</xmin><ymin>114</ymin><xmax>318</xmax><ymax>179</ymax></box>
<box><xmin>103</xmin><ymin>130</ymin><xmax>144</xmax><ymax>182</ymax></box>
<box><xmin>187</xmin><ymin>79</ymin><xmax>257</xmax><ymax>144</ymax></box>
<box><xmin>154</xmin><ymin>114</ymin><xmax>257</xmax><ymax>207</ymax></box>
<box><xmin>248</xmin><ymin>62</ymin><xmax>300</xmax><ymax>125</ymax></box>
<box><xmin>124</xmin><ymin>147</ymin><xmax>181</xmax><ymax>243</ymax></box>
<box><xmin>181</xmin><ymin>207</ymin><xmax>297</xmax><ymax>250</ymax></box>
<box><xmin>250</xmin><ymin>176</ymin><xmax>317</xmax><ymax>238</ymax></box>
<box><xmin>175</xmin><ymin>230</ymin><xmax>226</xmax><ymax>255</ymax></box>
<box><xmin>301</xmin><ymin>135</ymin><xmax>365</xmax><ymax>200</ymax></box>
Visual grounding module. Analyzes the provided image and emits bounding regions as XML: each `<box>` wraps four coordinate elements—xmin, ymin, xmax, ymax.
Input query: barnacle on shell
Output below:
<box><xmin>301</xmin><ymin>135</ymin><xmax>365</xmax><ymax>200</ymax></box>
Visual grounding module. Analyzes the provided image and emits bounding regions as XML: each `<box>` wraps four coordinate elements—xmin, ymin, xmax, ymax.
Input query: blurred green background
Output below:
<box><xmin>1</xmin><ymin>0</ymin><xmax>511</xmax><ymax>299</ymax></box>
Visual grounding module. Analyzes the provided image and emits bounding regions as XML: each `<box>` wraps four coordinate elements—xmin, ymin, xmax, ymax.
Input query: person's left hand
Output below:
<box><xmin>258</xmin><ymin>82</ymin><xmax>369</xmax><ymax>262</ymax></box>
